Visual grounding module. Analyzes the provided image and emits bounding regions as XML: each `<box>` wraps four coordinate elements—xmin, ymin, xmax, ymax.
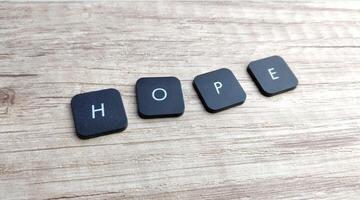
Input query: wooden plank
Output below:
<box><xmin>0</xmin><ymin>1</ymin><xmax>360</xmax><ymax>199</ymax></box>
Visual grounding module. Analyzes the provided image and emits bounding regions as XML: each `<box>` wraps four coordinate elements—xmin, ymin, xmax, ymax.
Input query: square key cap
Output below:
<box><xmin>71</xmin><ymin>88</ymin><xmax>128</xmax><ymax>139</ymax></box>
<box><xmin>247</xmin><ymin>55</ymin><xmax>298</xmax><ymax>97</ymax></box>
<box><xmin>193</xmin><ymin>68</ymin><xmax>246</xmax><ymax>113</ymax></box>
<box><xmin>136</xmin><ymin>77</ymin><xmax>185</xmax><ymax>119</ymax></box>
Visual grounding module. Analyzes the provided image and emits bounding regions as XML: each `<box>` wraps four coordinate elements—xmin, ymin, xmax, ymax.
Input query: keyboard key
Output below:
<box><xmin>247</xmin><ymin>55</ymin><xmax>298</xmax><ymax>97</ymax></box>
<box><xmin>136</xmin><ymin>77</ymin><xmax>185</xmax><ymax>119</ymax></box>
<box><xmin>71</xmin><ymin>88</ymin><xmax>128</xmax><ymax>139</ymax></box>
<box><xmin>193</xmin><ymin>68</ymin><xmax>246</xmax><ymax>113</ymax></box>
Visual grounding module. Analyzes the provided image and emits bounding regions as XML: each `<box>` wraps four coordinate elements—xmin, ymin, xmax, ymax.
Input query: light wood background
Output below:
<box><xmin>1</xmin><ymin>1</ymin><xmax>360</xmax><ymax>199</ymax></box>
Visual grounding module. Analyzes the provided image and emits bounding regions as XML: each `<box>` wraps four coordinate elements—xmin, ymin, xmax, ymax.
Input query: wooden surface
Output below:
<box><xmin>1</xmin><ymin>1</ymin><xmax>360</xmax><ymax>199</ymax></box>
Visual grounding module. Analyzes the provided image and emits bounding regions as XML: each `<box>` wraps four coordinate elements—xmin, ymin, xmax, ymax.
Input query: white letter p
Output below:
<box><xmin>214</xmin><ymin>81</ymin><xmax>223</xmax><ymax>95</ymax></box>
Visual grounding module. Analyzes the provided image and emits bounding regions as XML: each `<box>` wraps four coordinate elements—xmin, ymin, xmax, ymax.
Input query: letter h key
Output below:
<box><xmin>71</xmin><ymin>88</ymin><xmax>128</xmax><ymax>139</ymax></box>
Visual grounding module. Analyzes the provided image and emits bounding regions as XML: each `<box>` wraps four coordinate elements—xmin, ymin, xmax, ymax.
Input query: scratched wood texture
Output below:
<box><xmin>1</xmin><ymin>1</ymin><xmax>360</xmax><ymax>199</ymax></box>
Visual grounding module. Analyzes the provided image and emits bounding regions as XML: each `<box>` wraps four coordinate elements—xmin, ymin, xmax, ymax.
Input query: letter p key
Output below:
<box><xmin>193</xmin><ymin>68</ymin><xmax>247</xmax><ymax>113</ymax></box>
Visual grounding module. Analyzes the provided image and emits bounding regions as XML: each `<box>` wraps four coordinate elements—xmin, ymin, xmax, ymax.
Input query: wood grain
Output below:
<box><xmin>1</xmin><ymin>1</ymin><xmax>360</xmax><ymax>199</ymax></box>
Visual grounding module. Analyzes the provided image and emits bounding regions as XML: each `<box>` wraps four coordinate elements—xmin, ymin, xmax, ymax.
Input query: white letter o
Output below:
<box><xmin>152</xmin><ymin>88</ymin><xmax>167</xmax><ymax>101</ymax></box>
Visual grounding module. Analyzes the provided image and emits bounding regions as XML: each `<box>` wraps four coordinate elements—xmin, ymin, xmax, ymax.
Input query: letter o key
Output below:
<box><xmin>152</xmin><ymin>88</ymin><xmax>167</xmax><ymax>101</ymax></box>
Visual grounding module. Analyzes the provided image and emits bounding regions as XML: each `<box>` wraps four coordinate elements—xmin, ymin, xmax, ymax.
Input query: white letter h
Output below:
<box><xmin>92</xmin><ymin>103</ymin><xmax>105</xmax><ymax>119</ymax></box>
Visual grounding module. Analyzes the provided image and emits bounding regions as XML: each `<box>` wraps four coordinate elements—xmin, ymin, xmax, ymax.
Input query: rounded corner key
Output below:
<box><xmin>247</xmin><ymin>55</ymin><xmax>298</xmax><ymax>97</ymax></box>
<box><xmin>135</xmin><ymin>77</ymin><xmax>185</xmax><ymax>119</ymax></box>
<box><xmin>70</xmin><ymin>88</ymin><xmax>128</xmax><ymax>139</ymax></box>
<box><xmin>193</xmin><ymin>68</ymin><xmax>246</xmax><ymax>113</ymax></box>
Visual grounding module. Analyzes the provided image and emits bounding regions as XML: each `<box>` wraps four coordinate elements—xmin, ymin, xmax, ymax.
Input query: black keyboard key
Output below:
<box><xmin>136</xmin><ymin>77</ymin><xmax>185</xmax><ymax>119</ymax></box>
<box><xmin>71</xmin><ymin>88</ymin><xmax>128</xmax><ymax>139</ymax></box>
<box><xmin>247</xmin><ymin>55</ymin><xmax>298</xmax><ymax>97</ymax></box>
<box><xmin>193</xmin><ymin>68</ymin><xmax>246</xmax><ymax>113</ymax></box>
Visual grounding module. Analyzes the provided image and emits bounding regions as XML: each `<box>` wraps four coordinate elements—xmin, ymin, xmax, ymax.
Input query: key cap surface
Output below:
<box><xmin>247</xmin><ymin>55</ymin><xmax>298</xmax><ymax>97</ymax></box>
<box><xmin>193</xmin><ymin>68</ymin><xmax>246</xmax><ymax>113</ymax></box>
<box><xmin>71</xmin><ymin>88</ymin><xmax>128</xmax><ymax>139</ymax></box>
<box><xmin>136</xmin><ymin>77</ymin><xmax>185</xmax><ymax>119</ymax></box>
